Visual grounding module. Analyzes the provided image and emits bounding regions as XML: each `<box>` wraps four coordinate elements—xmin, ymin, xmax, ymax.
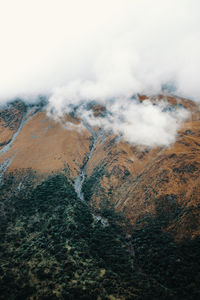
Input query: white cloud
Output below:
<box><xmin>102</xmin><ymin>99</ymin><xmax>189</xmax><ymax>147</ymax></box>
<box><xmin>0</xmin><ymin>0</ymin><xmax>197</xmax><ymax>146</ymax></box>
<box><xmin>0</xmin><ymin>0</ymin><xmax>199</xmax><ymax>102</ymax></box>
<box><xmin>47</xmin><ymin>96</ymin><xmax>189</xmax><ymax>147</ymax></box>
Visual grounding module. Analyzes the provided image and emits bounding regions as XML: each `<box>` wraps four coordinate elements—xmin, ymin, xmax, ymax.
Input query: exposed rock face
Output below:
<box><xmin>0</xmin><ymin>100</ymin><xmax>26</xmax><ymax>149</ymax></box>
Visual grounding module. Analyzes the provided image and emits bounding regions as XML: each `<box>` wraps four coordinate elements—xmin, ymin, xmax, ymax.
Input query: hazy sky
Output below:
<box><xmin>0</xmin><ymin>0</ymin><xmax>199</xmax><ymax>102</ymax></box>
<box><xmin>0</xmin><ymin>0</ymin><xmax>199</xmax><ymax>146</ymax></box>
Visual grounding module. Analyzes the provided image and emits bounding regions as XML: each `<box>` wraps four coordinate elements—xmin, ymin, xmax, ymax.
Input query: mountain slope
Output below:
<box><xmin>82</xmin><ymin>95</ymin><xmax>200</xmax><ymax>241</ymax></box>
<box><xmin>0</xmin><ymin>95</ymin><xmax>200</xmax><ymax>240</ymax></box>
<box><xmin>0</xmin><ymin>94</ymin><xmax>200</xmax><ymax>299</ymax></box>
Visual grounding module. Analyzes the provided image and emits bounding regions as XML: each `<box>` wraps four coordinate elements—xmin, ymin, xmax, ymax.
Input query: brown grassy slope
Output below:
<box><xmin>86</xmin><ymin>95</ymin><xmax>200</xmax><ymax>240</ymax></box>
<box><xmin>0</xmin><ymin>96</ymin><xmax>199</xmax><ymax>240</ymax></box>
<box><xmin>0</xmin><ymin>111</ymin><xmax>92</xmax><ymax>179</ymax></box>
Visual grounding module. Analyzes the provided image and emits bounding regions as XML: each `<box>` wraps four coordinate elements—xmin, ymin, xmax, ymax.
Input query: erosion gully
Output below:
<box><xmin>0</xmin><ymin>107</ymin><xmax>108</xmax><ymax>226</ymax></box>
<box><xmin>74</xmin><ymin>121</ymin><xmax>108</xmax><ymax>226</ymax></box>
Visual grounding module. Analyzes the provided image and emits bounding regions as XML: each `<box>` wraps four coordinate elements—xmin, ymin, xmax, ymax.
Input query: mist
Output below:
<box><xmin>0</xmin><ymin>0</ymin><xmax>199</xmax><ymax>146</ymax></box>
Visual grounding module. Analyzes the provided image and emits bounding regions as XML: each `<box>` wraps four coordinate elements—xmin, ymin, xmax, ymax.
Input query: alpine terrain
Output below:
<box><xmin>0</xmin><ymin>94</ymin><xmax>199</xmax><ymax>299</ymax></box>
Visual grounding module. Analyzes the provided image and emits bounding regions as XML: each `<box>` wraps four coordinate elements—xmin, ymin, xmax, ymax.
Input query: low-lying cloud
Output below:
<box><xmin>0</xmin><ymin>0</ymin><xmax>198</xmax><ymax>146</ymax></box>
<box><xmin>47</xmin><ymin>97</ymin><xmax>189</xmax><ymax>147</ymax></box>
<box><xmin>83</xmin><ymin>100</ymin><xmax>189</xmax><ymax>147</ymax></box>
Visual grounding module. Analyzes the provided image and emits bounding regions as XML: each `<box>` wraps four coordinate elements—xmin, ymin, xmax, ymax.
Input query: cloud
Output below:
<box><xmin>0</xmin><ymin>0</ymin><xmax>199</xmax><ymax>102</ymax></box>
<box><xmin>47</xmin><ymin>96</ymin><xmax>189</xmax><ymax>147</ymax></box>
<box><xmin>0</xmin><ymin>0</ymin><xmax>197</xmax><ymax>146</ymax></box>
<box><xmin>99</xmin><ymin>100</ymin><xmax>189</xmax><ymax>147</ymax></box>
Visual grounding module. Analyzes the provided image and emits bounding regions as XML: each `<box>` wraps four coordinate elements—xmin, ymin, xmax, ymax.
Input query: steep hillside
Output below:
<box><xmin>0</xmin><ymin>95</ymin><xmax>200</xmax><ymax>241</ymax></box>
<box><xmin>83</xmin><ymin>95</ymin><xmax>200</xmax><ymax>241</ymax></box>
<box><xmin>0</xmin><ymin>102</ymin><xmax>92</xmax><ymax>184</ymax></box>
<box><xmin>0</xmin><ymin>94</ymin><xmax>200</xmax><ymax>299</ymax></box>
<box><xmin>0</xmin><ymin>100</ymin><xmax>26</xmax><ymax>150</ymax></box>
<box><xmin>0</xmin><ymin>174</ymin><xmax>177</xmax><ymax>300</ymax></box>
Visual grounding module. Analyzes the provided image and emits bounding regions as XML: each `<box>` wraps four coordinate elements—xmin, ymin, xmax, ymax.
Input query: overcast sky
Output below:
<box><xmin>0</xmin><ymin>0</ymin><xmax>199</xmax><ymax>146</ymax></box>
<box><xmin>0</xmin><ymin>0</ymin><xmax>199</xmax><ymax>103</ymax></box>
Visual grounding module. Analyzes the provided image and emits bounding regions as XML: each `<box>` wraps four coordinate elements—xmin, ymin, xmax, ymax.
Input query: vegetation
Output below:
<box><xmin>0</xmin><ymin>173</ymin><xmax>199</xmax><ymax>299</ymax></box>
<box><xmin>132</xmin><ymin>217</ymin><xmax>200</xmax><ymax>300</ymax></box>
<box><xmin>0</xmin><ymin>100</ymin><xmax>26</xmax><ymax>130</ymax></box>
<box><xmin>82</xmin><ymin>166</ymin><xmax>105</xmax><ymax>202</ymax></box>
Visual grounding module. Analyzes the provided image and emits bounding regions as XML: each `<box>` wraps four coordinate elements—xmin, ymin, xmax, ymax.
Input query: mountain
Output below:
<box><xmin>0</xmin><ymin>95</ymin><xmax>200</xmax><ymax>299</ymax></box>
